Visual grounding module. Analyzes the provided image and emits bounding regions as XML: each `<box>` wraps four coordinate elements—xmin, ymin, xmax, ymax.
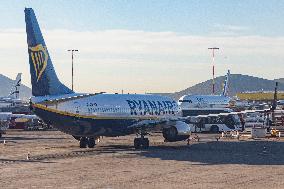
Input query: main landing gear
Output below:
<box><xmin>134</xmin><ymin>129</ymin><xmax>149</xmax><ymax>149</ymax></box>
<box><xmin>79</xmin><ymin>137</ymin><xmax>96</xmax><ymax>148</ymax></box>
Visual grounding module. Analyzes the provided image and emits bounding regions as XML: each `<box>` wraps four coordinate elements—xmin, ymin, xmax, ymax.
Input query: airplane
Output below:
<box><xmin>277</xmin><ymin>100</ymin><xmax>284</xmax><ymax>105</ymax></box>
<box><xmin>24</xmin><ymin>8</ymin><xmax>191</xmax><ymax>149</ymax></box>
<box><xmin>0</xmin><ymin>73</ymin><xmax>23</xmax><ymax>108</ymax></box>
<box><xmin>178</xmin><ymin>70</ymin><xmax>233</xmax><ymax>116</ymax></box>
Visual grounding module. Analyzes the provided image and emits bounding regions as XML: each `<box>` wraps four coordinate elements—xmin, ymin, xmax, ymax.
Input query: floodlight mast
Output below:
<box><xmin>208</xmin><ymin>47</ymin><xmax>219</xmax><ymax>94</ymax></box>
<box><xmin>67</xmin><ymin>49</ymin><xmax>79</xmax><ymax>91</ymax></box>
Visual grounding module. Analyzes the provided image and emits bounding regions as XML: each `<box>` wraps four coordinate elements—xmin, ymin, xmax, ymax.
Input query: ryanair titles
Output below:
<box><xmin>126</xmin><ymin>100</ymin><xmax>177</xmax><ymax>115</ymax></box>
<box><xmin>29</xmin><ymin>44</ymin><xmax>49</xmax><ymax>82</ymax></box>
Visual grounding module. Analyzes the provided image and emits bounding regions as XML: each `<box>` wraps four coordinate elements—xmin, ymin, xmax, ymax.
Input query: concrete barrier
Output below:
<box><xmin>251</xmin><ymin>127</ymin><xmax>266</xmax><ymax>138</ymax></box>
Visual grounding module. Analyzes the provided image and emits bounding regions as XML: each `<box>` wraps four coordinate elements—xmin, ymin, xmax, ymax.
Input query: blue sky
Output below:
<box><xmin>2</xmin><ymin>0</ymin><xmax>284</xmax><ymax>35</ymax></box>
<box><xmin>1</xmin><ymin>0</ymin><xmax>284</xmax><ymax>93</ymax></box>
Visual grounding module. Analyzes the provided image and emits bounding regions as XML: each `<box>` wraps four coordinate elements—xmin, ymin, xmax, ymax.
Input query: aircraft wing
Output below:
<box><xmin>128</xmin><ymin>117</ymin><xmax>189</xmax><ymax>130</ymax></box>
<box><xmin>128</xmin><ymin>118</ymin><xmax>192</xmax><ymax>142</ymax></box>
<box><xmin>36</xmin><ymin>93</ymin><xmax>96</xmax><ymax>105</ymax></box>
<box><xmin>234</xmin><ymin>108</ymin><xmax>271</xmax><ymax>115</ymax></box>
<box><xmin>128</xmin><ymin>119</ymin><xmax>168</xmax><ymax>129</ymax></box>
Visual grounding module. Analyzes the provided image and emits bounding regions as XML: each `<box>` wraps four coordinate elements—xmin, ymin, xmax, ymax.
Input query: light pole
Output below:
<box><xmin>67</xmin><ymin>49</ymin><xmax>78</xmax><ymax>91</ymax></box>
<box><xmin>208</xmin><ymin>47</ymin><xmax>219</xmax><ymax>94</ymax></box>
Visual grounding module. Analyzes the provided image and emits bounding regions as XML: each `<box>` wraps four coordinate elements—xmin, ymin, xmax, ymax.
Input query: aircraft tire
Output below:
<box><xmin>142</xmin><ymin>138</ymin><xmax>149</xmax><ymax>149</ymax></box>
<box><xmin>134</xmin><ymin>138</ymin><xmax>141</xmax><ymax>149</ymax></box>
<box><xmin>87</xmin><ymin>138</ymin><xmax>96</xmax><ymax>148</ymax></box>
<box><xmin>210</xmin><ymin>125</ymin><xmax>219</xmax><ymax>133</ymax></box>
<box><xmin>79</xmin><ymin>137</ymin><xmax>87</xmax><ymax>148</ymax></box>
<box><xmin>134</xmin><ymin>138</ymin><xmax>149</xmax><ymax>149</ymax></box>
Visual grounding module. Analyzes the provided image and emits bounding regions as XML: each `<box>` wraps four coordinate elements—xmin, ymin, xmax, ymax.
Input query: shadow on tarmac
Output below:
<box><xmin>97</xmin><ymin>140</ymin><xmax>284</xmax><ymax>165</ymax></box>
<box><xmin>2</xmin><ymin>136</ymin><xmax>66</xmax><ymax>141</ymax></box>
<box><xmin>0</xmin><ymin>158</ymin><xmax>55</xmax><ymax>164</ymax></box>
<box><xmin>2</xmin><ymin>133</ymin><xmax>284</xmax><ymax>166</ymax></box>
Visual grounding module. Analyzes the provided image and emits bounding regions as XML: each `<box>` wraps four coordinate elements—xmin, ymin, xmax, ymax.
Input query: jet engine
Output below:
<box><xmin>162</xmin><ymin>121</ymin><xmax>191</xmax><ymax>142</ymax></box>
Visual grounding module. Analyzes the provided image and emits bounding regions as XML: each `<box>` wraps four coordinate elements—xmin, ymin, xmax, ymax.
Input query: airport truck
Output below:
<box><xmin>187</xmin><ymin>113</ymin><xmax>242</xmax><ymax>133</ymax></box>
<box><xmin>0</xmin><ymin>113</ymin><xmax>11</xmax><ymax>138</ymax></box>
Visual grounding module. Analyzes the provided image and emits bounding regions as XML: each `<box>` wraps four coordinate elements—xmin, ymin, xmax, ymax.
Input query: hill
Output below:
<box><xmin>1</xmin><ymin>73</ymin><xmax>283</xmax><ymax>101</ymax></box>
<box><xmin>171</xmin><ymin>74</ymin><xmax>284</xmax><ymax>100</ymax></box>
<box><xmin>0</xmin><ymin>74</ymin><xmax>32</xmax><ymax>101</ymax></box>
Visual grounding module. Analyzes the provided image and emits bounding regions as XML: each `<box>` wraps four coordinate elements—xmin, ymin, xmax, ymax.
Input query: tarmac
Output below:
<box><xmin>1</xmin><ymin>130</ymin><xmax>284</xmax><ymax>189</ymax></box>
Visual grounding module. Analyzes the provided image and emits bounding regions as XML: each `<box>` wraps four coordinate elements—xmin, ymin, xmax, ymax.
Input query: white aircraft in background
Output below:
<box><xmin>0</xmin><ymin>73</ymin><xmax>23</xmax><ymax>108</ymax></box>
<box><xmin>178</xmin><ymin>70</ymin><xmax>232</xmax><ymax>116</ymax></box>
<box><xmin>25</xmin><ymin>8</ymin><xmax>191</xmax><ymax>149</ymax></box>
<box><xmin>277</xmin><ymin>100</ymin><xmax>284</xmax><ymax>105</ymax></box>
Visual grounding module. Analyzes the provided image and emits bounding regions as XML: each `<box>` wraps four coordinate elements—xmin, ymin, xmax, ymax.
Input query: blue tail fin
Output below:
<box><xmin>222</xmin><ymin>70</ymin><xmax>230</xmax><ymax>96</ymax></box>
<box><xmin>24</xmin><ymin>8</ymin><xmax>73</xmax><ymax>97</ymax></box>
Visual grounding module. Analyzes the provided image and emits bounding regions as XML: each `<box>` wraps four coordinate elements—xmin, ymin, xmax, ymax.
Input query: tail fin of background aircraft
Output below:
<box><xmin>24</xmin><ymin>8</ymin><xmax>73</xmax><ymax>97</ymax></box>
<box><xmin>8</xmin><ymin>73</ymin><xmax>22</xmax><ymax>99</ymax></box>
<box><xmin>222</xmin><ymin>70</ymin><xmax>230</xmax><ymax>97</ymax></box>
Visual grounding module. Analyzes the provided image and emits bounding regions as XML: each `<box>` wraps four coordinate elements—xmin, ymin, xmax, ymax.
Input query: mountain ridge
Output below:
<box><xmin>0</xmin><ymin>73</ymin><xmax>283</xmax><ymax>101</ymax></box>
<box><xmin>170</xmin><ymin>74</ymin><xmax>284</xmax><ymax>100</ymax></box>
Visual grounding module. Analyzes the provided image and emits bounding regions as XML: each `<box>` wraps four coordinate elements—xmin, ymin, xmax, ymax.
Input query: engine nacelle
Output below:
<box><xmin>162</xmin><ymin>121</ymin><xmax>191</xmax><ymax>142</ymax></box>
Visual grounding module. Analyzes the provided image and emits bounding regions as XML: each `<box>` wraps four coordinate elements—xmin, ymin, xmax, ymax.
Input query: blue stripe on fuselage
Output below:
<box><xmin>34</xmin><ymin>107</ymin><xmax>136</xmax><ymax>137</ymax></box>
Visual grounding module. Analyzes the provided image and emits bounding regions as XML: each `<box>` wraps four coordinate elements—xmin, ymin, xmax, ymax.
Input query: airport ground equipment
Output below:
<box><xmin>187</xmin><ymin>113</ymin><xmax>242</xmax><ymax>133</ymax></box>
<box><xmin>270</xmin><ymin>128</ymin><xmax>280</xmax><ymax>137</ymax></box>
<box><xmin>0</xmin><ymin>121</ymin><xmax>9</xmax><ymax>138</ymax></box>
<box><xmin>0</xmin><ymin>113</ymin><xmax>12</xmax><ymax>138</ymax></box>
<box><xmin>251</xmin><ymin>127</ymin><xmax>267</xmax><ymax>138</ymax></box>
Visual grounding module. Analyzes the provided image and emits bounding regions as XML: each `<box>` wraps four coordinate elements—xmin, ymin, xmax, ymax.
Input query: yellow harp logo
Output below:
<box><xmin>29</xmin><ymin>44</ymin><xmax>48</xmax><ymax>82</ymax></box>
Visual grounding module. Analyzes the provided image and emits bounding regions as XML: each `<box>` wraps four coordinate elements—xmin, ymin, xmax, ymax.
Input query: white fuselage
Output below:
<box><xmin>278</xmin><ymin>100</ymin><xmax>284</xmax><ymax>105</ymax></box>
<box><xmin>31</xmin><ymin>93</ymin><xmax>183</xmax><ymax>137</ymax></box>
<box><xmin>32</xmin><ymin>93</ymin><xmax>180</xmax><ymax>119</ymax></box>
<box><xmin>178</xmin><ymin>95</ymin><xmax>231</xmax><ymax>109</ymax></box>
<box><xmin>178</xmin><ymin>95</ymin><xmax>232</xmax><ymax>116</ymax></box>
<box><xmin>0</xmin><ymin>98</ymin><xmax>26</xmax><ymax>108</ymax></box>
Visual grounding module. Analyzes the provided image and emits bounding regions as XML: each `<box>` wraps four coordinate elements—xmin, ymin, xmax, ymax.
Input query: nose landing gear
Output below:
<box><xmin>134</xmin><ymin>137</ymin><xmax>149</xmax><ymax>149</ymax></box>
<box><xmin>134</xmin><ymin>128</ymin><xmax>149</xmax><ymax>149</ymax></box>
<box><xmin>87</xmin><ymin>137</ymin><xmax>96</xmax><ymax>148</ymax></box>
<box><xmin>79</xmin><ymin>137</ymin><xmax>96</xmax><ymax>148</ymax></box>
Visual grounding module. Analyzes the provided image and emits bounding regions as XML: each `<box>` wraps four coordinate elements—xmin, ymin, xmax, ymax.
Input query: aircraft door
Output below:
<box><xmin>74</xmin><ymin>101</ymin><xmax>81</xmax><ymax>114</ymax></box>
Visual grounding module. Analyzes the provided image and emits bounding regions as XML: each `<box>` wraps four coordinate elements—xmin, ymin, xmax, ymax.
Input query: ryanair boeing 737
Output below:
<box><xmin>25</xmin><ymin>8</ymin><xmax>191</xmax><ymax>149</ymax></box>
